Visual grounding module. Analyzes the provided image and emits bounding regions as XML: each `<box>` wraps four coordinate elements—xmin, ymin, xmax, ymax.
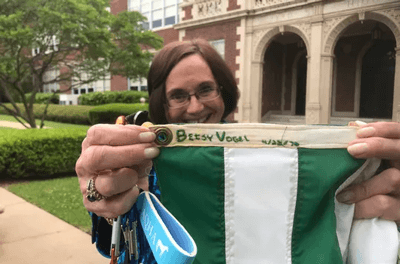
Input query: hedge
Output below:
<box><xmin>79</xmin><ymin>90</ymin><xmax>148</xmax><ymax>106</ymax></box>
<box><xmin>0</xmin><ymin>103</ymin><xmax>94</xmax><ymax>125</ymax></box>
<box><xmin>88</xmin><ymin>103</ymin><xmax>149</xmax><ymax>124</ymax></box>
<box><xmin>14</xmin><ymin>93</ymin><xmax>60</xmax><ymax>104</ymax></box>
<box><xmin>0</xmin><ymin>128</ymin><xmax>87</xmax><ymax>178</ymax></box>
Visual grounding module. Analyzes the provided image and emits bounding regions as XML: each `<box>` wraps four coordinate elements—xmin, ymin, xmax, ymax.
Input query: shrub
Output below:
<box><xmin>0</xmin><ymin>128</ymin><xmax>87</xmax><ymax>178</ymax></box>
<box><xmin>79</xmin><ymin>90</ymin><xmax>148</xmax><ymax>106</ymax></box>
<box><xmin>0</xmin><ymin>103</ymin><xmax>94</xmax><ymax>125</ymax></box>
<box><xmin>88</xmin><ymin>103</ymin><xmax>149</xmax><ymax>124</ymax></box>
<box><xmin>14</xmin><ymin>93</ymin><xmax>60</xmax><ymax>104</ymax></box>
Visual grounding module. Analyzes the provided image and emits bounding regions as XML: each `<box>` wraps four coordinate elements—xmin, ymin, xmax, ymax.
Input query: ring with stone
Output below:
<box><xmin>86</xmin><ymin>177</ymin><xmax>106</xmax><ymax>202</ymax></box>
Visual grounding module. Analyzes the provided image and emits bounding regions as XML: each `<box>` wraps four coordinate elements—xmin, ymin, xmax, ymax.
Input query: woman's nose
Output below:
<box><xmin>186</xmin><ymin>96</ymin><xmax>204</xmax><ymax>113</ymax></box>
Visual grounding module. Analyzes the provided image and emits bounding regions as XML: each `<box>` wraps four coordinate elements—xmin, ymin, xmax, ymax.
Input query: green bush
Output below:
<box><xmin>88</xmin><ymin>103</ymin><xmax>149</xmax><ymax>124</ymax></box>
<box><xmin>14</xmin><ymin>93</ymin><xmax>60</xmax><ymax>104</ymax></box>
<box><xmin>79</xmin><ymin>90</ymin><xmax>148</xmax><ymax>106</ymax></box>
<box><xmin>0</xmin><ymin>103</ymin><xmax>94</xmax><ymax>125</ymax></box>
<box><xmin>0</xmin><ymin>128</ymin><xmax>87</xmax><ymax>178</ymax></box>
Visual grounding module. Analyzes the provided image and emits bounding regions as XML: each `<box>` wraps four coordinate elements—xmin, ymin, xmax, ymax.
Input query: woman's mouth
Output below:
<box><xmin>185</xmin><ymin>114</ymin><xmax>211</xmax><ymax>123</ymax></box>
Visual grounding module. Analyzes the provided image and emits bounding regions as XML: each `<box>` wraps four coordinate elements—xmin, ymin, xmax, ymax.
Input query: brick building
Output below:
<box><xmin>62</xmin><ymin>0</ymin><xmax>400</xmax><ymax>124</ymax></box>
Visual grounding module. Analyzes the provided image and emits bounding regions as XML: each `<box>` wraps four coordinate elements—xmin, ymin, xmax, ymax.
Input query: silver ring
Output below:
<box><xmin>86</xmin><ymin>177</ymin><xmax>106</xmax><ymax>202</ymax></box>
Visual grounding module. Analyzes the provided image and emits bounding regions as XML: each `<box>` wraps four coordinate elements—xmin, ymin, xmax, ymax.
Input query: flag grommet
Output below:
<box><xmin>153</xmin><ymin>127</ymin><xmax>173</xmax><ymax>146</ymax></box>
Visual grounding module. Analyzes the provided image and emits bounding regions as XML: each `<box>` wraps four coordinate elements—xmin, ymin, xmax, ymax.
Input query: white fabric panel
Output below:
<box><xmin>348</xmin><ymin>218</ymin><xmax>399</xmax><ymax>264</ymax></box>
<box><xmin>334</xmin><ymin>158</ymin><xmax>381</xmax><ymax>261</ymax></box>
<box><xmin>225</xmin><ymin>148</ymin><xmax>298</xmax><ymax>264</ymax></box>
<box><xmin>334</xmin><ymin>158</ymin><xmax>399</xmax><ymax>263</ymax></box>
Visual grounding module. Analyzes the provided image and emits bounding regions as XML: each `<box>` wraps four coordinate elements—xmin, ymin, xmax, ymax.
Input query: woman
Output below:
<box><xmin>76</xmin><ymin>39</ymin><xmax>400</xmax><ymax>263</ymax></box>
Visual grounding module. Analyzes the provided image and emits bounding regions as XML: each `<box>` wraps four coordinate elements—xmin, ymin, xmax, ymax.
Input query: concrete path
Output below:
<box><xmin>0</xmin><ymin>188</ymin><xmax>109</xmax><ymax>264</ymax></box>
<box><xmin>0</xmin><ymin>120</ymin><xmax>49</xmax><ymax>129</ymax></box>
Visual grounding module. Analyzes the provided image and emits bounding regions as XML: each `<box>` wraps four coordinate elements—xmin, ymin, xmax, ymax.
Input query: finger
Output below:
<box><xmin>130</xmin><ymin>160</ymin><xmax>153</xmax><ymax>178</ymax></box>
<box><xmin>93</xmin><ymin>159</ymin><xmax>153</xmax><ymax>197</ymax></box>
<box><xmin>355</xmin><ymin>122</ymin><xmax>400</xmax><ymax>139</ymax></box>
<box><xmin>95</xmin><ymin>167</ymin><xmax>140</xmax><ymax>197</ymax></box>
<box><xmin>347</xmin><ymin>137</ymin><xmax>400</xmax><ymax>160</ymax></box>
<box><xmin>337</xmin><ymin>168</ymin><xmax>400</xmax><ymax>204</ymax></box>
<box><xmin>76</xmin><ymin>144</ymin><xmax>159</xmax><ymax>174</ymax></box>
<box><xmin>353</xmin><ymin>194</ymin><xmax>400</xmax><ymax>221</ymax></box>
<box><xmin>85</xmin><ymin>124</ymin><xmax>156</xmax><ymax>146</ymax></box>
<box><xmin>83</xmin><ymin>186</ymin><xmax>141</xmax><ymax>218</ymax></box>
<box><xmin>81</xmin><ymin>137</ymin><xmax>90</xmax><ymax>153</ymax></box>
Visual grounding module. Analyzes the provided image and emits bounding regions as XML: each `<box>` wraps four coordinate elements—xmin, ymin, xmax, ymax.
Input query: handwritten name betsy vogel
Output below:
<box><xmin>175</xmin><ymin>129</ymin><xmax>300</xmax><ymax>146</ymax></box>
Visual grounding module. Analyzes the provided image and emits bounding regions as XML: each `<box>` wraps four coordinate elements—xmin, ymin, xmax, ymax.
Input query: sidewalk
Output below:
<box><xmin>0</xmin><ymin>188</ymin><xmax>109</xmax><ymax>264</ymax></box>
<box><xmin>0</xmin><ymin>120</ymin><xmax>49</xmax><ymax>129</ymax></box>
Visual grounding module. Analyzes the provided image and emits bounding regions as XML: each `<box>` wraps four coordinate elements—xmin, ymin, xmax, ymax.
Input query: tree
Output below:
<box><xmin>0</xmin><ymin>0</ymin><xmax>163</xmax><ymax>128</ymax></box>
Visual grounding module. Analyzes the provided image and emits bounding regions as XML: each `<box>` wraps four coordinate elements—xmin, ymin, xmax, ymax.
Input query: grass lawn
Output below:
<box><xmin>1</xmin><ymin>116</ymin><xmax>91</xmax><ymax>233</ymax></box>
<box><xmin>0</xmin><ymin>114</ymin><xmax>90</xmax><ymax>130</ymax></box>
<box><xmin>6</xmin><ymin>176</ymin><xmax>91</xmax><ymax>234</ymax></box>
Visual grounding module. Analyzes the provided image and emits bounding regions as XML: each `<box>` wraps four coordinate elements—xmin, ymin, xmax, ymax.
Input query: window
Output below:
<box><xmin>128</xmin><ymin>0</ymin><xmax>180</xmax><ymax>30</ymax></box>
<box><xmin>42</xmin><ymin>69</ymin><xmax>59</xmax><ymax>93</ymax></box>
<box><xmin>72</xmin><ymin>71</ymin><xmax>110</xmax><ymax>94</ymax></box>
<box><xmin>152</xmin><ymin>9</ymin><xmax>163</xmax><ymax>28</ymax></box>
<box><xmin>128</xmin><ymin>77</ymin><xmax>147</xmax><ymax>91</ymax></box>
<box><xmin>165</xmin><ymin>5</ymin><xmax>176</xmax><ymax>26</ymax></box>
<box><xmin>209</xmin><ymin>39</ymin><xmax>225</xmax><ymax>59</ymax></box>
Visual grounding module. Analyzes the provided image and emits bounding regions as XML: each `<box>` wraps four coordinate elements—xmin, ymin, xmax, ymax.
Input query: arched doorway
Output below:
<box><xmin>261</xmin><ymin>33</ymin><xmax>307</xmax><ymax>120</ymax></box>
<box><xmin>332</xmin><ymin>20</ymin><xmax>395</xmax><ymax>119</ymax></box>
<box><xmin>360</xmin><ymin>39</ymin><xmax>395</xmax><ymax>118</ymax></box>
<box><xmin>295</xmin><ymin>54</ymin><xmax>307</xmax><ymax>115</ymax></box>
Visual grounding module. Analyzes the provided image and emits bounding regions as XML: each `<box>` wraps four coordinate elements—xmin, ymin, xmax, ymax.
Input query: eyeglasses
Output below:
<box><xmin>166</xmin><ymin>84</ymin><xmax>221</xmax><ymax>109</ymax></box>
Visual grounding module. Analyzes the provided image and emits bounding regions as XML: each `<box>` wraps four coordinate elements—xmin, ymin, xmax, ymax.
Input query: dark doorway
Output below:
<box><xmin>360</xmin><ymin>40</ymin><xmax>395</xmax><ymax>118</ymax></box>
<box><xmin>295</xmin><ymin>54</ymin><xmax>307</xmax><ymax>115</ymax></box>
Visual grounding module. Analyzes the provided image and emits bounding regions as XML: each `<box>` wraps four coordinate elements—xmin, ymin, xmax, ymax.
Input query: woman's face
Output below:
<box><xmin>165</xmin><ymin>54</ymin><xmax>225</xmax><ymax>124</ymax></box>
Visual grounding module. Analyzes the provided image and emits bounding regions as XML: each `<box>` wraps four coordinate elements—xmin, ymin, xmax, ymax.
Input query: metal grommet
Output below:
<box><xmin>153</xmin><ymin>127</ymin><xmax>173</xmax><ymax>146</ymax></box>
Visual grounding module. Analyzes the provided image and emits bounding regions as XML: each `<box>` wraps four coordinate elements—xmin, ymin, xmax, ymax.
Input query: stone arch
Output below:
<box><xmin>324</xmin><ymin>11</ymin><xmax>400</xmax><ymax>55</ymax></box>
<box><xmin>291</xmin><ymin>49</ymin><xmax>308</xmax><ymax>115</ymax></box>
<box><xmin>253</xmin><ymin>25</ymin><xmax>310</xmax><ymax>62</ymax></box>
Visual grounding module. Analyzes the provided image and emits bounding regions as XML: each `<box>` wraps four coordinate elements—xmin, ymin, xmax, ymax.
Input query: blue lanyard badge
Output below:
<box><xmin>136</xmin><ymin>191</ymin><xmax>197</xmax><ymax>264</ymax></box>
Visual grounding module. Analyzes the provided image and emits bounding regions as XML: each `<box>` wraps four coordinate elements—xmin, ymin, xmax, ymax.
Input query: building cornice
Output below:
<box><xmin>174</xmin><ymin>9</ymin><xmax>248</xmax><ymax>30</ymax></box>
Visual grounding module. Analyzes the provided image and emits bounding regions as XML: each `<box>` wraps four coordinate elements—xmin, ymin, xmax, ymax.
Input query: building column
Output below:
<box><xmin>306</xmin><ymin>18</ymin><xmax>324</xmax><ymax>124</ymax></box>
<box><xmin>319</xmin><ymin>54</ymin><xmax>335</xmax><ymax>123</ymax></box>
<box><xmin>250</xmin><ymin>60</ymin><xmax>263</xmax><ymax>123</ymax></box>
<box><xmin>393</xmin><ymin>47</ymin><xmax>400</xmax><ymax>122</ymax></box>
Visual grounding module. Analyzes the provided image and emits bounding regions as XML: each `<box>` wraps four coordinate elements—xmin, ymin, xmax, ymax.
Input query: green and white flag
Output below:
<box><xmin>152</xmin><ymin>124</ymin><xmax>399</xmax><ymax>264</ymax></box>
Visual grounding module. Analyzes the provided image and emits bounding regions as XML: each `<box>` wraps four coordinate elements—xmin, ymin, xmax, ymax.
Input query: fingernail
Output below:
<box><xmin>336</xmin><ymin>191</ymin><xmax>355</xmax><ymax>203</ymax></box>
<box><xmin>357</xmin><ymin>127</ymin><xmax>375</xmax><ymax>138</ymax></box>
<box><xmin>141</xmin><ymin>122</ymin><xmax>154</xmax><ymax>128</ymax></box>
<box><xmin>145</xmin><ymin>166</ymin><xmax>152</xmax><ymax>175</ymax></box>
<box><xmin>139</xmin><ymin>132</ymin><xmax>156</xmax><ymax>142</ymax></box>
<box><xmin>144</xmin><ymin>147</ymin><xmax>160</xmax><ymax>159</ymax></box>
<box><xmin>355</xmin><ymin>120</ymin><xmax>367</xmax><ymax>126</ymax></box>
<box><xmin>347</xmin><ymin>143</ymin><xmax>368</xmax><ymax>156</ymax></box>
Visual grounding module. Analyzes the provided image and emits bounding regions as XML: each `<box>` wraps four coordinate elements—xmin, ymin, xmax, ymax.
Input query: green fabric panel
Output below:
<box><xmin>154</xmin><ymin>147</ymin><xmax>226</xmax><ymax>264</ymax></box>
<box><xmin>292</xmin><ymin>148</ymin><xmax>366</xmax><ymax>264</ymax></box>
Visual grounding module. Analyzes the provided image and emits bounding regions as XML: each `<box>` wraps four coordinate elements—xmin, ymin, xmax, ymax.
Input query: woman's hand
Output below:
<box><xmin>75</xmin><ymin>124</ymin><xmax>159</xmax><ymax>218</ymax></box>
<box><xmin>337</xmin><ymin>122</ymin><xmax>400</xmax><ymax>221</ymax></box>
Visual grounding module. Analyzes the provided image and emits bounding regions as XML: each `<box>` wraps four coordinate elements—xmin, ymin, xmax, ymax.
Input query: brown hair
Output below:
<box><xmin>147</xmin><ymin>39</ymin><xmax>239</xmax><ymax>124</ymax></box>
